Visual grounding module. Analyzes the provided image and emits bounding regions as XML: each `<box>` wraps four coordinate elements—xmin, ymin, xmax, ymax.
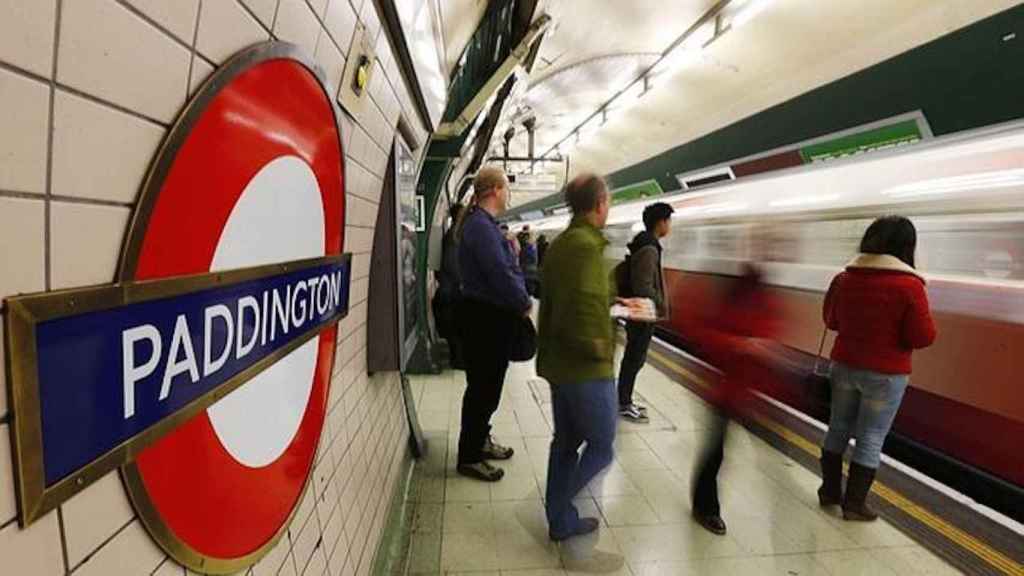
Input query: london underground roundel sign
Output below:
<box><xmin>116</xmin><ymin>43</ymin><xmax>347</xmax><ymax>572</ymax></box>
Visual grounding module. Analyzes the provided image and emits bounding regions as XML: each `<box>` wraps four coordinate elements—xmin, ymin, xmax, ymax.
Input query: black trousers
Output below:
<box><xmin>457</xmin><ymin>299</ymin><xmax>513</xmax><ymax>465</ymax></box>
<box><xmin>692</xmin><ymin>411</ymin><xmax>727</xmax><ymax>516</ymax></box>
<box><xmin>617</xmin><ymin>321</ymin><xmax>655</xmax><ymax>406</ymax></box>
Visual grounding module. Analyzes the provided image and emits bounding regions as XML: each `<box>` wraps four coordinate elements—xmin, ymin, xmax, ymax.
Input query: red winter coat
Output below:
<box><xmin>824</xmin><ymin>254</ymin><xmax>936</xmax><ymax>375</ymax></box>
<box><xmin>699</xmin><ymin>269</ymin><xmax>781</xmax><ymax>414</ymax></box>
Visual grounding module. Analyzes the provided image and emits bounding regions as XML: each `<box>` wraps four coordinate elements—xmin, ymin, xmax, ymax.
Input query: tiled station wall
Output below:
<box><xmin>0</xmin><ymin>1</ymin><xmax>427</xmax><ymax>574</ymax></box>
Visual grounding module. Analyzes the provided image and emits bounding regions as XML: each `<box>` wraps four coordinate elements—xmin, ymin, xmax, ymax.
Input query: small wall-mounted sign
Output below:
<box><xmin>415</xmin><ymin>195</ymin><xmax>426</xmax><ymax>232</ymax></box>
<box><xmin>339</xmin><ymin>23</ymin><xmax>378</xmax><ymax>116</ymax></box>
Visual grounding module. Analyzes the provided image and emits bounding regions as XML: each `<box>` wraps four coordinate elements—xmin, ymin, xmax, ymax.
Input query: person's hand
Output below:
<box><xmin>615</xmin><ymin>297</ymin><xmax>646</xmax><ymax>309</ymax></box>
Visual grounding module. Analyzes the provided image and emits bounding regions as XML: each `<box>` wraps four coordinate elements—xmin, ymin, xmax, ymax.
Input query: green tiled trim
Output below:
<box><xmin>371</xmin><ymin>444</ymin><xmax>416</xmax><ymax>576</ymax></box>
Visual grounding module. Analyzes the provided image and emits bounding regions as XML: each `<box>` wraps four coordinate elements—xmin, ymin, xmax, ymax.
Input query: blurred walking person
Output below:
<box><xmin>691</xmin><ymin>264</ymin><xmax>780</xmax><ymax>535</ymax></box>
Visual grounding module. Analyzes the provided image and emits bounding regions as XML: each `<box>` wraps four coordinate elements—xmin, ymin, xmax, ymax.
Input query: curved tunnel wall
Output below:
<box><xmin>606</xmin><ymin>5</ymin><xmax>1024</xmax><ymax>192</ymax></box>
<box><xmin>0</xmin><ymin>1</ymin><xmax>429</xmax><ymax>574</ymax></box>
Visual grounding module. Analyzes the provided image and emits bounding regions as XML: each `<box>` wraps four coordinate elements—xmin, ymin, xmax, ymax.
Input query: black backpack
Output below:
<box><xmin>614</xmin><ymin>256</ymin><xmax>632</xmax><ymax>297</ymax></box>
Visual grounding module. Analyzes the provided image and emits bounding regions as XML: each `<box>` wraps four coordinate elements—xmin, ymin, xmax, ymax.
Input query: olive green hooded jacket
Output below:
<box><xmin>537</xmin><ymin>217</ymin><xmax>616</xmax><ymax>384</ymax></box>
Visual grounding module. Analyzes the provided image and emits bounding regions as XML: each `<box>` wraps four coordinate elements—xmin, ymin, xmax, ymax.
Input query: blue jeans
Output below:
<box><xmin>545</xmin><ymin>378</ymin><xmax>617</xmax><ymax>536</ymax></box>
<box><xmin>823</xmin><ymin>362</ymin><xmax>909</xmax><ymax>468</ymax></box>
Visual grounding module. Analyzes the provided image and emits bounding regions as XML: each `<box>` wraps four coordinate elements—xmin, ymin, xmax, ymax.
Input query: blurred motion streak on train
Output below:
<box><xmin>523</xmin><ymin>120</ymin><xmax>1024</xmax><ymax>508</ymax></box>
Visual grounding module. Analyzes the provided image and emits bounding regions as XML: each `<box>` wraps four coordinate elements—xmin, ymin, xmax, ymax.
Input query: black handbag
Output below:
<box><xmin>508</xmin><ymin>315</ymin><xmax>537</xmax><ymax>362</ymax></box>
<box><xmin>803</xmin><ymin>329</ymin><xmax>832</xmax><ymax>408</ymax></box>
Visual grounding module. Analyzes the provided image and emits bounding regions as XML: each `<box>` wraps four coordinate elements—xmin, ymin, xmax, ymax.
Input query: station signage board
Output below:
<box><xmin>3</xmin><ymin>43</ymin><xmax>350</xmax><ymax>573</ymax></box>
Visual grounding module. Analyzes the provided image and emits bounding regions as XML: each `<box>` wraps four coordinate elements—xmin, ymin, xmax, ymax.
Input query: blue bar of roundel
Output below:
<box><xmin>34</xmin><ymin>260</ymin><xmax>351</xmax><ymax>487</ymax></box>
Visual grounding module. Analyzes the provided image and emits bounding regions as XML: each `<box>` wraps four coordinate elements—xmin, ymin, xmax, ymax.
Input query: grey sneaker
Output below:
<box><xmin>457</xmin><ymin>461</ymin><xmax>504</xmax><ymax>482</ymax></box>
<box><xmin>619</xmin><ymin>404</ymin><xmax>649</xmax><ymax>423</ymax></box>
<box><xmin>482</xmin><ymin>435</ymin><xmax>514</xmax><ymax>460</ymax></box>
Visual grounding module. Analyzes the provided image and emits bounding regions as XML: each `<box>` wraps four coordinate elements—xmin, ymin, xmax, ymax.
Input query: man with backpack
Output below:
<box><xmin>616</xmin><ymin>202</ymin><xmax>674</xmax><ymax>422</ymax></box>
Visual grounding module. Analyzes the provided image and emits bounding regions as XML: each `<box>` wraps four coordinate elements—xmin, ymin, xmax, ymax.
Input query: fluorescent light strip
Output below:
<box><xmin>769</xmin><ymin>193</ymin><xmax>841</xmax><ymax>208</ymax></box>
<box><xmin>884</xmin><ymin>169</ymin><xmax>1024</xmax><ymax>198</ymax></box>
<box><xmin>540</xmin><ymin>0</ymin><xmax>775</xmax><ymax>160</ymax></box>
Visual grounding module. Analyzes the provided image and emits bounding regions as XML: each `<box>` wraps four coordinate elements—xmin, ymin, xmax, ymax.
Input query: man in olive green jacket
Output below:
<box><xmin>538</xmin><ymin>174</ymin><xmax>640</xmax><ymax>542</ymax></box>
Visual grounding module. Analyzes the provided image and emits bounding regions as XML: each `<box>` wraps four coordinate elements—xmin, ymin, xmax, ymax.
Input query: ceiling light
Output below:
<box><xmin>577</xmin><ymin>116</ymin><xmax>601</xmax><ymax>140</ymax></box>
<box><xmin>729</xmin><ymin>0</ymin><xmax>774</xmax><ymax>28</ymax></box>
<box><xmin>769</xmin><ymin>194</ymin><xmax>840</xmax><ymax>208</ymax></box>
<box><xmin>649</xmin><ymin>22</ymin><xmax>712</xmax><ymax>80</ymax></box>
<box><xmin>882</xmin><ymin>169</ymin><xmax>1024</xmax><ymax>198</ymax></box>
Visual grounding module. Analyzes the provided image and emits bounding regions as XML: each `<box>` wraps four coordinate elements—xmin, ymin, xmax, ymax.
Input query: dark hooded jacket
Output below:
<box><xmin>627</xmin><ymin>230</ymin><xmax>668</xmax><ymax>318</ymax></box>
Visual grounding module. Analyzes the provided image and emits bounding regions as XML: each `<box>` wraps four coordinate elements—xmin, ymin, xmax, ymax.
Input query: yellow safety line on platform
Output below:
<box><xmin>645</xmin><ymin>347</ymin><xmax>1024</xmax><ymax>576</ymax></box>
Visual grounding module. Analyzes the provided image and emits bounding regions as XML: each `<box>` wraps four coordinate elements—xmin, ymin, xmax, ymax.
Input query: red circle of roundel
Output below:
<box><xmin>128</xmin><ymin>58</ymin><xmax>344</xmax><ymax>559</ymax></box>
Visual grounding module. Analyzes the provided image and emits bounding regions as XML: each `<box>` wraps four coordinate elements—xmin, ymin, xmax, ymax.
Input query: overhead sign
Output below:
<box><xmin>4</xmin><ymin>43</ymin><xmax>350</xmax><ymax>574</ymax></box>
<box><xmin>799</xmin><ymin>118</ymin><xmax>924</xmax><ymax>163</ymax></box>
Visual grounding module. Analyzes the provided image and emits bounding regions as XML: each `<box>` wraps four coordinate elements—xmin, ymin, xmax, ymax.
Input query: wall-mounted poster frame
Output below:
<box><xmin>394</xmin><ymin>136</ymin><xmax>420</xmax><ymax>370</ymax></box>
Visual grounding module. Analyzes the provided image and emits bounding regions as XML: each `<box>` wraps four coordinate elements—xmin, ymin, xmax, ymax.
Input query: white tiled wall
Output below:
<box><xmin>0</xmin><ymin>0</ymin><xmax>424</xmax><ymax>574</ymax></box>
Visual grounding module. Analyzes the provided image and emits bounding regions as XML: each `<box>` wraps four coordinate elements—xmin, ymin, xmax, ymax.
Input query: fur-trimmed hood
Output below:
<box><xmin>845</xmin><ymin>253</ymin><xmax>926</xmax><ymax>284</ymax></box>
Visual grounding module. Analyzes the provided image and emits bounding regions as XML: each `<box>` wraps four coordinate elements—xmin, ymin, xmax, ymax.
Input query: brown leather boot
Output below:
<box><xmin>817</xmin><ymin>450</ymin><xmax>843</xmax><ymax>507</ymax></box>
<box><xmin>842</xmin><ymin>462</ymin><xmax>879</xmax><ymax>521</ymax></box>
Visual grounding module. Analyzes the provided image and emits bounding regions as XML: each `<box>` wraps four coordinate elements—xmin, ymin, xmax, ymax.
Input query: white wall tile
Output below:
<box><xmin>344</xmin><ymin>227</ymin><xmax>374</xmax><ymax>254</ymax></box>
<box><xmin>50</xmin><ymin>202</ymin><xmax>130</xmax><ymax>290</ymax></box>
<box><xmin>358</xmin><ymin>0</ymin><xmax>381</xmax><ymax>45</ymax></box>
<box><xmin>239</xmin><ymin>0</ymin><xmax>279</xmax><ymax>29</ymax></box>
<box><xmin>0</xmin><ymin>69</ymin><xmax>49</xmax><ymax>194</ymax></box>
<box><xmin>0</xmin><ymin>0</ymin><xmax>57</xmax><ymax>77</ymax></box>
<box><xmin>327</xmin><ymin>517</ymin><xmax>349</xmax><ymax>573</ymax></box>
<box><xmin>0</xmin><ymin>425</ymin><xmax>17</xmax><ymax>524</ymax></box>
<box><xmin>189</xmin><ymin>56</ymin><xmax>216</xmax><ymax>96</ymax></box>
<box><xmin>0</xmin><ymin>510</ymin><xmax>63</xmax><ymax>576</ymax></box>
<box><xmin>0</xmin><ymin>196</ymin><xmax>45</xmax><ymax>301</ymax></box>
<box><xmin>315</xmin><ymin>29</ymin><xmax>347</xmax><ymax>99</ymax></box>
<box><xmin>339</xmin><ymin>110</ymin><xmax>355</xmax><ymax>152</ymax></box>
<box><xmin>251</xmin><ymin>533</ymin><xmax>292</xmax><ymax>576</ymax></box>
<box><xmin>323</xmin><ymin>0</ymin><xmax>358</xmax><ymax>56</ymax></box>
<box><xmin>309</xmin><ymin>0</ymin><xmax>329</xmax><ymax>18</ymax></box>
<box><xmin>352</xmin><ymin>253</ymin><xmax>370</xmax><ymax>279</ymax></box>
<box><xmin>0</xmin><ymin>323</ymin><xmax>6</xmax><ymax>417</ymax></box>
<box><xmin>304</xmin><ymin>543</ymin><xmax>328</xmax><ymax>576</ymax></box>
<box><xmin>291</xmin><ymin>509</ymin><xmax>323</xmax><ymax>572</ymax></box>
<box><xmin>124</xmin><ymin>0</ymin><xmax>200</xmax><ymax>43</ymax></box>
<box><xmin>279</xmin><ymin>551</ymin><xmax>299</xmax><ymax>576</ymax></box>
<box><xmin>274</xmin><ymin>0</ymin><xmax>321</xmax><ymax>58</ymax></box>
<box><xmin>346</xmin><ymin>195</ymin><xmax>378</xmax><ymax>228</ymax></box>
<box><xmin>293</xmin><ymin>488</ymin><xmax>316</xmax><ymax>537</ymax></box>
<box><xmin>350</xmin><ymin>277</ymin><xmax>369</xmax><ymax>306</ymax></box>
<box><xmin>62</xmin><ymin>472</ymin><xmax>136</xmax><ymax>567</ymax></box>
<box><xmin>152</xmin><ymin>558</ymin><xmax>186</xmax><ymax>575</ymax></box>
<box><xmin>196</xmin><ymin>0</ymin><xmax>269</xmax><ymax>65</ymax></box>
<box><xmin>52</xmin><ymin>90</ymin><xmax>165</xmax><ymax>204</ymax></box>
<box><xmin>72</xmin><ymin>520</ymin><xmax>164</xmax><ymax>576</ymax></box>
<box><xmin>58</xmin><ymin>0</ymin><xmax>191</xmax><ymax>123</ymax></box>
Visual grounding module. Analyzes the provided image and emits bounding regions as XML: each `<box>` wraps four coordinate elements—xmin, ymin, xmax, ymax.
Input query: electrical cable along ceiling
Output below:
<box><xmin>487</xmin><ymin>0</ymin><xmax>1022</xmax><ymax>210</ymax></box>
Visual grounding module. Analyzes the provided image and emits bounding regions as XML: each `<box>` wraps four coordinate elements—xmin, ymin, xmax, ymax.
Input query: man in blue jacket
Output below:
<box><xmin>456</xmin><ymin>166</ymin><xmax>532</xmax><ymax>482</ymax></box>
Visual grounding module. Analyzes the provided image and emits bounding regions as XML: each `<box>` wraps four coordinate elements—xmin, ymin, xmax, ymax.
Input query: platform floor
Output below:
<box><xmin>403</xmin><ymin>354</ymin><xmax>962</xmax><ymax>575</ymax></box>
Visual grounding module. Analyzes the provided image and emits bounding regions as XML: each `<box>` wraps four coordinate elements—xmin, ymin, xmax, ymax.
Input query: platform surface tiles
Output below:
<box><xmin>401</xmin><ymin>352</ymin><xmax>962</xmax><ymax>576</ymax></box>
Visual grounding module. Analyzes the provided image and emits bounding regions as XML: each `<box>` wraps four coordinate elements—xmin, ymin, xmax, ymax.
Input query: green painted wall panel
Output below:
<box><xmin>607</xmin><ymin>6</ymin><xmax>1024</xmax><ymax>192</ymax></box>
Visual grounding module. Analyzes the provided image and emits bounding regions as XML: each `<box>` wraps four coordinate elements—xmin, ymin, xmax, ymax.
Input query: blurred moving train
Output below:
<box><xmin>520</xmin><ymin>120</ymin><xmax>1024</xmax><ymax>520</ymax></box>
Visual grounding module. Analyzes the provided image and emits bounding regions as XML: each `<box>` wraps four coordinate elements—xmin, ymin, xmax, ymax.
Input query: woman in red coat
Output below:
<box><xmin>818</xmin><ymin>216</ymin><xmax>936</xmax><ymax>521</ymax></box>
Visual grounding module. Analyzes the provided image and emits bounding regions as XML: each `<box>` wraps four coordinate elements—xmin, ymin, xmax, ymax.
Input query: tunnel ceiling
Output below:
<box><xmin>484</xmin><ymin>0</ymin><xmax>1020</xmax><ymax>207</ymax></box>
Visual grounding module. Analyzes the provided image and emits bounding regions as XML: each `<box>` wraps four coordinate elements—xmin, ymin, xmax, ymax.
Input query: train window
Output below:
<box><xmin>914</xmin><ymin>214</ymin><xmax>1024</xmax><ymax>281</ymax></box>
<box><xmin>797</xmin><ymin>219</ymin><xmax>871</xmax><ymax>267</ymax></box>
<box><xmin>701</xmin><ymin>225</ymin><xmax>748</xmax><ymax>260</ymax></box>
